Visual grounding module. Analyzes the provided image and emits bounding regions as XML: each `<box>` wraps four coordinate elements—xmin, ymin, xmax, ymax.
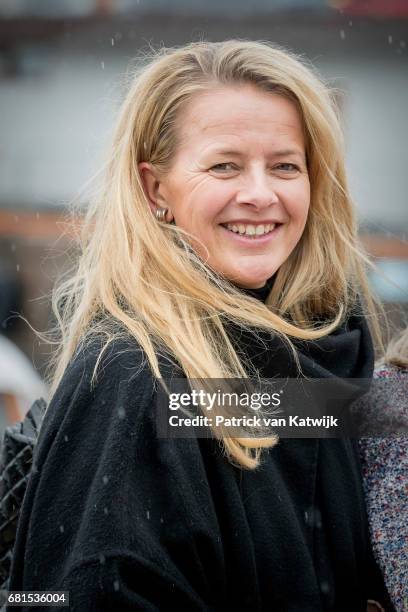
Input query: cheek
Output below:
<box><xmin>173</xmin><ymin>179</ymin><xmax>226</xmax><ymax>220</ymax></box>
<box><xmin>287</xmin><ymin>182</ymin><xmax>310</xmax><ymax>227</ymax></box>
<box><xmin>189</xmin><ymin>191</ymin><xmax>229</xmax><ymax>231</ymax></box>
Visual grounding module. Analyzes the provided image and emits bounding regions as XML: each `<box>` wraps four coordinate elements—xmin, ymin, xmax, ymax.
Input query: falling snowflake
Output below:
<box><xmin>320</xmin><ymin>580</ymin><xmax>329</xmax><ymax>594</ymax></box>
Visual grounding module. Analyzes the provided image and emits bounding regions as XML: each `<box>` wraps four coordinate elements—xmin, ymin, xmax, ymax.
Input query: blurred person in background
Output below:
<box><xmin>0</xmin><ymin>271</ymin><xmax>46</xmax><ymax>437</ymax></box>
<box><xmin>358</xmin><ymin>327</ymin><xmax>408</xmax><ymax>612</ymax></box>
<box><xmin>7</xmin><ymin>40</ymin><xmax>392</xmax><ymax>611</ymax></box>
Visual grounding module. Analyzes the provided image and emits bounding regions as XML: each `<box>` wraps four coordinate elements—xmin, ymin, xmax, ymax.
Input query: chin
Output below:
<box><xmin>242</xmin><ymin>270</ymin><xmax>276</xmax><ymax>288</ymax></box>
<box><xmin>220</xmin><ymin>262</ymin><xmax>275</xmax><ymax>289</ymax></box>
<box><xmin>230</xmin><ymin>275</ymin><xmax>270</xmax><ymax>289</ymax></box>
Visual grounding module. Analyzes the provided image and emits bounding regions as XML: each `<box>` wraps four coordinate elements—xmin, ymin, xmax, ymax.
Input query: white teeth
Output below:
<box><xmin>224</xmin><ymin>223</ymin><xmax>276</xmax><ymax>237</ymax></box>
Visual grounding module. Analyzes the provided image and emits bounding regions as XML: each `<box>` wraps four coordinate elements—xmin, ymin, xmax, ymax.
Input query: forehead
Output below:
<box><xmin>176</xmin><ymin>84</ymin><xmax>305</xmax><ymax>151</ymax></box>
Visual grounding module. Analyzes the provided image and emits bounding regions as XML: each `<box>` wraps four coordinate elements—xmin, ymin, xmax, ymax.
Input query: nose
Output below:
<box><xmin>235</xmin><ymin>169</ymin><xmax>279</xmax><ymax>210</ymax></box>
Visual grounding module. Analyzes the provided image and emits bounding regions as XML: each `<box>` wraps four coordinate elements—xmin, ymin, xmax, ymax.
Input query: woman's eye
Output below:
<box><xmin>275</xmin><ymin>163</ymin><xmax>299</xmax><ymax>172</ymax></box>
<box><xmin>210</xmin><ymin>163</ymin><xmax>237</xmax><ymax>172</ymax></box>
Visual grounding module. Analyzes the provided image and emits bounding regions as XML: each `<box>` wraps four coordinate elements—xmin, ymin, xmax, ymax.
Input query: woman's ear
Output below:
<box><xmin>138</xmin><ymin>162</ymin><xmax>174</xmax><ymax>222</ymax></box>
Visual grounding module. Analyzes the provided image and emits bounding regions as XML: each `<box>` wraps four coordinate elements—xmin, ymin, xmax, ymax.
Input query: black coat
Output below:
<box><xmin>8</xmin><ymin>287</ymin><xmax>392</xmax><ymax>611</ymax></box>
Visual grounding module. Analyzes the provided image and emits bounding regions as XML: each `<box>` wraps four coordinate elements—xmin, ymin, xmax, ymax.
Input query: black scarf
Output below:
<box><xmin>230</xmin><ymin>277</ymin><xmax>374</xmax><ymax>381</ymax></box>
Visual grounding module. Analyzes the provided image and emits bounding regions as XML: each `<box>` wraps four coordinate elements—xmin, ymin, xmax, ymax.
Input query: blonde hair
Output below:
<box><xmin>384</xmin><ymin>327</ymin><xmax>408</xmax><ymax>369</ymax></box>
<box><xmin>48</xmin><ymin>39</ymin><xmax>383</xmax><ymax>470</ymax></box>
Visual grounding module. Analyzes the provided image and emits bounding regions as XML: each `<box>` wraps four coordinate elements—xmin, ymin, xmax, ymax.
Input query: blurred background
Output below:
<box><xmin>0</xmin><ymin>0</ymin><xmax>407</xmax><ymax>432</ymax></box>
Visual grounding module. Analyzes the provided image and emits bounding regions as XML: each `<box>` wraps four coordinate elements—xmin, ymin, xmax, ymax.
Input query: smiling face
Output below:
<box><xmin>138</xmin><ymin>83</ymin><xmax>310</xmax><ymax>289</ymax></box>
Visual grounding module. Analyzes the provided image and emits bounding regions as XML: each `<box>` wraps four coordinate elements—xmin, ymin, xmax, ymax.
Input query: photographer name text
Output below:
<box><xmin>167</xmin><ymin>415</ymin><xmax>339</xmax><ymax>428</ymax></box>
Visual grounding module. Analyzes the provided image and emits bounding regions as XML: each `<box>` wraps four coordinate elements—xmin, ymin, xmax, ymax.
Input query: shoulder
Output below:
<box><xmin>54</xmin><ymin>333</ymin><xmax>154</xmax><ymax>401</ymax></box>
<box><xmin>35</xmin><ymin>334</ymin><xmax>158</xmax><ymax>465</ymax></box>
<box><xmin>370</xmin><ymin>362</ymin><xmax>408</xmax><ymax>410</ymax></box>
<box><xmin>57</xmin><ymin>333</ymin><xmax>153</xmax><ymax>395</ymax></box>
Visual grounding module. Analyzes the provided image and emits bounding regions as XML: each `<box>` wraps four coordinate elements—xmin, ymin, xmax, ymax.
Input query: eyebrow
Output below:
<box><xmin>205</xmin><ymin>147</ymin><xmax>305</xmax><ymax>160</ymax></box>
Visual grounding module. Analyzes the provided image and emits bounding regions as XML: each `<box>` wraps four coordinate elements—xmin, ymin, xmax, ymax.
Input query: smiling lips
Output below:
<box><xmin>221</xmin><ymin>221</ymin><xmax>281</xmax><ymax>237</ymax></box>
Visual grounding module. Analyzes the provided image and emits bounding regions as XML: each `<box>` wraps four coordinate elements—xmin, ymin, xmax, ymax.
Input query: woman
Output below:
<box><xmin>358</xmin><ymin>328</ymin><xmax>408</xmax><ymax>612</ymax></box>
<box><xmin>8</xmin><ymin>40</ymin><xmax>391</xmax><ymax>611</ymax></box>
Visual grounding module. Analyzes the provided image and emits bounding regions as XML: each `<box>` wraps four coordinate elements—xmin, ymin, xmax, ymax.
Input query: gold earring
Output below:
<box><xmin>155</xmin><ymin>207</ymin><xmax>168</xmax><ymax>223</ymax></box>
